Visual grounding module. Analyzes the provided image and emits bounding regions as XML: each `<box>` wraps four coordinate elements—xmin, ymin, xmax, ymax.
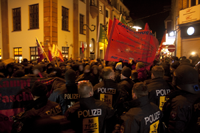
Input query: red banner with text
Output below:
<box><xmin>105</xmin><ymin>18</ymin><xmax>159</xmax><ymax>68</ymax></box>
<box><xmin>0</xmin><ymin>77</ymin><xmax>56</xmax><ymax>133</ymax></box>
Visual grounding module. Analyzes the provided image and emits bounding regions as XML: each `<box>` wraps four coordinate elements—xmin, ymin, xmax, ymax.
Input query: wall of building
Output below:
<box><xmin>57</xmin><ymin>0</ymin><xmax>73</xmax><ymax>58</ymax></box>
<box><xmin>79</xmin><ymin>0</ymin><xmax>86</xmax><ymax>53</ymax></box>
<box><xmin>8</xmin><ymin>0</ymin><xmax>44</xmax><ymax>60</ymax></box>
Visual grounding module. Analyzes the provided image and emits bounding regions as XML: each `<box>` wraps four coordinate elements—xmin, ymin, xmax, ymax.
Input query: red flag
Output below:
<box><xmin>82</xmin><ymin>42</ymin><xmax>84</xmax><ymax>53</ymax></box>
<box><xmin>155</xmin><ymin>31</ymin><xmax>167</xmax><ymax>59</ymax></box>
<box><xmin>144</xmin><ymin>23</ymin><xmax>150</xmax><ymax>31</ymax></box>
<box><xmin>48</xmin><ymin>43</ymin><xmax>53</xmax><ymax>61</ymax></box>
<box><xmin>57</xmin><ymin>48</ymin><xmax>64</xmax><ymax>62</ymax></box>
<box><xmin>107</xmin><ymin>19</ymin><xmax>113</xmax><ymax>39</ymax></box>
<box><xmin>36</xmin><ymin>38</ymin><xmax>44</xmax><ymax>62</ymax></box>
<box><xmin>105</xmin><ymin>18</ymin><xmax>159</xmax><ymax>69</ymax></box>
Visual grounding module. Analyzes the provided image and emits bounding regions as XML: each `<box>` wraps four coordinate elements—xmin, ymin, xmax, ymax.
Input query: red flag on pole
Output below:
<box><xmin>36</xmin><ymin>38</ymin><xmax>45</xmax><ymax>62</ymax></box>
<box><xmin>82</xmin><ymin>42</ymin><xmax>84</xmax><ymax>53</ymax></box>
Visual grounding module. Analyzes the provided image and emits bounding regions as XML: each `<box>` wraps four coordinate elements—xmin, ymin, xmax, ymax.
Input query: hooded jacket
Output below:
<box><xmin>65</xmin><ymin>97</ymin><xmax>115</xmax><ymax>133</ymax></box>
<box><xmin>121</xmin><ymin>96</ymin><xmax>162</xmax><ymax>133</ymax></box>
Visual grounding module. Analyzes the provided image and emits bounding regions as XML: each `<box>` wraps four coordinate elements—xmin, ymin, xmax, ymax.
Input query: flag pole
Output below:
<box><xmin>36</xmin><ymin>37</ymin><xmax>50</xmax><ymax>62</ymax></box>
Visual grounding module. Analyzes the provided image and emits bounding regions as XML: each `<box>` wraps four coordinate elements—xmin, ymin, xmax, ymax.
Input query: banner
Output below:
<box><xmin>36</xmin><ymin>38</ymin><xmax>45</xmax><ymax>62</ymax></box>
<box><xmin>0</xmin><ymin>77</ymin><xmax>56</xmax><ymax>133</ymax></box>
<box><xmin>97</xmin><ymin>24</ymin><xmax>107</xmax><ymax>44</ymax></box>
<box><xmin>120</xmin><ymin>14</ymin><xmax>127</xmax><ymax>25</ymax></box>
<box><xmin>105</xmin><ymin>18</ymin><xmax>159</xmax><ymax>68</ymax></box>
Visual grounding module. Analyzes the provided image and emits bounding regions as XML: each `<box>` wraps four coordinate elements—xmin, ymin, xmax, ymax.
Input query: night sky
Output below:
<box><xmin>123</xmin><ymin>0</ymin><xmax>171</xmax><ymax>43</ymax></box>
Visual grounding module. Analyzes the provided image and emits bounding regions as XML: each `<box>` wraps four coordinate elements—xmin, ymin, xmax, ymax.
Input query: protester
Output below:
<box><xmin>115</xmin><ymin>62</ymin><xmax>122</xmax><ymax>83</ymax></box>
<box><xmin>135</xmin><ymin>62</ymin><xmax>147</xmax><ymax>81</ymax></box>
<box><xmin>91</xmin><ymin>65</ymin><xmax>100</xmax><ymax>85</ymax></box>
<box><xmin>65</xmin><ymin>81</ymin><xmax>115</xmax><ymax>133</ymax></box>
<box><xmin>76</xmin><ymin>65</ymin><xmax>96</xmax><ymax>86</ymax></box>
<box><xmin>120</xmin><ymin>82</ymin><xmax>162</xmax><ymax>133</ymax></box>
<box><xmin>12</xmin><ymin>81</ymin><xmax>62</xmax><ymax>133</ymax></box>
<box><xmin>162</xmin><ymin>65</ymin><xmax>200</xmax><ymax>132</ymax></box>
<box><xmin>118</xmin><ymin>66</ymin><xmax>134</xmax><ymax>100</ymax></box>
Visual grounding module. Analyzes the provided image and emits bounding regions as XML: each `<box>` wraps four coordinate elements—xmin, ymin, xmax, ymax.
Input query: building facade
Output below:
<box><xmin>169</xmin><ymin>0</ymin><xmax>200</xmax><ymax>58</ymax></box>
<box><xmin>0</xmin><ymin>0</ymin><xmax>130</xmax><ymax>62</ymax></box>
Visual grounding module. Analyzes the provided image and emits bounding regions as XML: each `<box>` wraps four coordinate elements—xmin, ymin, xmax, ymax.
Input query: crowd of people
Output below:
<box><xmin>1</xmin><ymin>54</ymin><xmax>200</xmax><ymax>133</ymax></box>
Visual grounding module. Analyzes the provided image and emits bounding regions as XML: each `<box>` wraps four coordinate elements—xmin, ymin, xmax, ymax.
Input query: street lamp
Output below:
<box><xmin>132</xmin><ymin>26</ymin><xmax>142</xmax><ymax>31</ymax></box>
<box><xmin>187</xmin><ymin>27</ymin><xmax>195</xmax><ymax>35</ymax></box>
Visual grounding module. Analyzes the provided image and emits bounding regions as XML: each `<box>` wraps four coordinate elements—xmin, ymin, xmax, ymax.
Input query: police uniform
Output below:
<box><xmin>146</xmin><ymin>78</ymin><xmax>172</xmax><ymax>110</ymax></box>
<box><xmin>12</xmin><ymin>97</ymin><xmax>61</xmax><ymax>133</ymax></box>
<box><xmin>162</xmin><ymin>65</ymin><xmax>200</xmax><ymax>133</ymax></box>
<box><xmin>65</xmin><ymin>97</ymin><xmax>115</xmax><ymax>133</ymax></box>
<box><xmin>93</xmin><ymin>79</ymin><xmax>119</xmax><ymax>108</ymax></box>
<box><xmin>121</xmin><ymin>96</ymin><xmax>162</xmax><ymax>133</ymax></box>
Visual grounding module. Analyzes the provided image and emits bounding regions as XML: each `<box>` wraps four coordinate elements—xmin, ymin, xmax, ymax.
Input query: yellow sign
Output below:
<box><xmin>83</xmin><ymin>117</ymin><xmax>99</xmax><ymax>133</ymax></box>
<box><xmin>149</xmin><ymin>120</ymin><xmax>159</xmax><ymax>133</ymax></box>
<box><xmin>100</xmin><ymin>94</ymin><xmax>113</xmax><ymax>107</ymax></box>
<box><xmin>159</xmin><ymin>96</ymin><xmax>167</xmax><ymax>111</ymax></box>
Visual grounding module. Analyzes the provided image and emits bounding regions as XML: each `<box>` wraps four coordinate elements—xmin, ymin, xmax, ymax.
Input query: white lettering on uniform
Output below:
<box><xmin>156</xmin><ymin>89</ymin><xmax>171</xmax><ymax>96</ymax></box>
<box><xmin>144</xmin><ymin>111</ymin><xmax>160</xmax><ymax>125</ymax></box>
<box><xmin>78</xmin><ymin>109</ymin><xmax>102</xmax><ymax>118</ymax></box>
<box><xmin>64</xmin><ymin>94</ymin><xmax>80</xmax><ymax>99</ymax></box>
<box><xmin>97</xmin><ymin>87</ymin><xmax>116</xmax><ymax>94</ymax></box>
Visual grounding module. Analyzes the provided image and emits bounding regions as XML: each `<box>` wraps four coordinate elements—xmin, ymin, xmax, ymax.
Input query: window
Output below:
<box><xmin>80</xmin><ymin>0</ymin><xmax>84</xmax><ymax>2</ymax></box>
<box><xmin>12</xmin><ymin>8</ymin><xmax>21</xmax><ymax>31</ymax></box>
<box><xmin>120</xmin><ymin>6</ymin><xmax>122</xmax><ymax>13</ymax></box>
<box><xmin>62</xmin><ymin>47</ymin><xmax>69</xmax><ymax>58</ymax></box>
<box><xmin>0</xmin><ymin>48</ymin><xmax>1</xmax><ymax>59</ymax></box>
<box><xmin>80</xmin><ymin>14</ymin><xmax>84</xmax><ymax>34</ymax></box>
<box><xmin>99</xmin><ymin>5</ymin><xmax>103</xmax><ymax>14</ymax></box>
<box><xmin>191</xmin><ymin>0</ymin><xmax>196</xmax><ymax>6</ymax></box>
<box><xmin>106</xmin><ymin>10</ymin><xmax>109</xmax><ymax>18</ymax></box>
<box><xmin>29</xmin><ymin>4</ymin><xmax>39</xmax><ymax>29</ymax></box>
<box><xmin>30</xmin><ymin>47</ymin><xmax>39</xmax><ymax>61</ymax></box>
<box><xmin>199</xmin><ymin>0</ymin><xmax>200</xmax><ymax>4</ymax></box>
<box><xmin>62</xmin><ymin>6</ymin><xmax>69</xmax><ymax>31</ymax></box>
<box><xmin>14</xmin><ymin>47</ymin><xmax>22</xmax><ymax>63</ymax></box>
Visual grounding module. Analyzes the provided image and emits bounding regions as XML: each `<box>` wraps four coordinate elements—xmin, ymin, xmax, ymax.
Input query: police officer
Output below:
<box><xmin>65</xmin><ymin>81</ymin><xmax>114</xmax><ymax>133</ymax></box>
<box><xmin>162</xmin><ymin>65</ymin><xmax>200</xmax><ymax>133</ymax></box>
<box><xmin>48</xmin><ymin>69</ymin><xmax>79</xmax><ymax>114</ymax></box>
<box><xmin>12</xmin><ymin>81</ymin><xmax>61</xmax><ymax>133</ymax></box>
<box><xmin>146</xmin><ymin>66</ymin><xmax>172</xmax><ymax>111</ymax></box>
<box><xmin>93</xmin><ymin>67</ymin><xmax>119</xmax><ymax>108</ymax></box>
<box><xmin>120</xmin><ymin>82</ymin><xmax>162</xmax><ymax>133</ymax></box>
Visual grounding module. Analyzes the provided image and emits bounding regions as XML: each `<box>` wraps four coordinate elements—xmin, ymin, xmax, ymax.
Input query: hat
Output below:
<box><xmin>137</xmin><ymin>62</ymin><xmax>145</xmax><ymax>69</ymax></box>
<box><xmin>65</xmin><ymin>69</ymin><xmax>76</xmax><ymax>82</ymax></box>
<box><xmin>31</xmin><ymin>81</ymin><xmax>48</xmax><ymax>97</ymax></box>
<box><xmin>115</xmin><ymin>62</ymin><xmax>122</xmax><ymax>70</ymax></box>
<box><xmin>122</xmin><ymin>66</ymin><xmax>131</xmax><ymax>78</ymax></box>
<box><xmin>174</xmin><ymin>65</ymin><xmax>200</xmax><ymax>94</ymax></box>
<box><xmin>171</xmin><ymin>61</ymin><xmax>180</xmax><ymax>69</ymax></box>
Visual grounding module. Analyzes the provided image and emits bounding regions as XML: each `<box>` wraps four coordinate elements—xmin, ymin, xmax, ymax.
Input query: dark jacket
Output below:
<box><xmin>118</xmin><ymin>78</ymin><xmax>134</xmax><ymax>100</ymax></box>
<box><xmin>93</xmin><ymin>79</ymin><xmax>119</xmax><ymax>108</ymax></box>
<box><xmin>146</xmin><ymin>78</ymin><xmax>172</xmax><ymax>110</ymax></box>
<box><xmin>12</xmin><ymin>97</ymin><xmax>61</xmax><ymax>133</ymax></box>
<box><xmin>48</xmin><ymin>83</ymin><xmax>79</xmax><ymax>114</ymax></box>
<box><xmin>121</xmin><ymin>96</ymin><xmax>162</xmax><ymax>133</ymax></box>
<box><xmin>65</xmin><ymin>97</ymin><xmax>115</xmax><ymax>133</ymax></box>
<box><xmin>76</xmin><ymin>72</ymin><xmax>96</xmax><ymax>86</ymax></box>
<box><xmin>162</xmin><ymin>90</ymin><xmax>200</xmax><ymax>133</ymax></box>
